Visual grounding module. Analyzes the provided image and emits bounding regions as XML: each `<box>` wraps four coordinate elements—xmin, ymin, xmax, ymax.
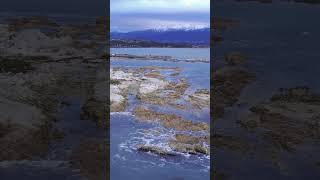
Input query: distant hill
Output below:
<box><xmin>111</xmin><ymin>28</ymin><xmax>210</xmax><ymax>45</ymax></box>
<box><xmin>110</xmin><ymin>39</ymin><xmax>199</xmax><ymax>48</ymax></box>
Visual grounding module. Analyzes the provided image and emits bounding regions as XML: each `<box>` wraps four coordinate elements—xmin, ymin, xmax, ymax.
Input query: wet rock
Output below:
<box><xmin>214</xmin><ymin>67</ymin><xmax>253</xmax><ymax>88</ymax></box>
<box><xmin>187</xmin><ymin>89</ymin><xmax>210</xmax><ymax>109</ymax></box>
<box><xmin>110</xmin><ymin>91</ymin><xmax>127</xmax><ymax>112</ymax></box>
<box><xmin>174</xmin><ymin>134</ymin><xmax>210</xmax><ymax>144</ymax></box>
<box><xmin>212</xmin><ymin>50</ymin><xmax>255</xmax><ymax>119</ymax></box>
<box><xmin>0</xmin><ymin>51</ymin><xmax>102</xmax><ymax>162</ymax></box>
<box><xmin>213</xmin><ymin>66</ymin><xmax>254</xmax><ymax>118</ymax></box>
<box><xmin>169</xmin><ymin>142</ymin><xmax>198</xmax><ymax>154</ymax></box>
<box><xmin>137</xmin><ymin>144</ymin><xmax>176</xmax><ymax>156</ymax></box>
<box><xmin>0</xmin><ymin>97</ymin><xmax>50</xmax><ymax>160</ymax></box>
<box><xmin>133</xmin><ymin>106</ymin><xmax>209</xmax><ymax>132</ymax></box>
<box><xmin>81</xmin><ymin>98</ymin><xmax>107</xmax><ymax>128</ymax></box>
<box><xmin>110</xmin><ymin>68</ymin><xmax>138</xmax><ymax>112</ymax></box>
<box><xmin>0</xmin><ymin>27</ymin><xmax>96</xmax><ymax>59</ymax></box>
<box><xmin>81</xmin><ymin>67</ymin><xmax>108</xmax><ymax>128</ymax></box>
<box><xmin>165</xmin><ymin>79</ymin><xmax>189</xmax><ymax>98</ymax></box>
<box><xmin>270</xmin><ymin>86</ymin><xmax>320</xmax><ymax>104</ymax></box>
<box><xmin>240</xmin><ymin>87</ymin><xmax>320</xmax><ymax>151</ymax></box>
<box><xmin>138</xmin><ymin>78</ymin><xmax>189</xmax><ymax>107</ymax></box>
<box><xmin>169</xmin><ymin>134</ymin><xmax>210</xmax><ymax>155</ymax></box>
<box><xmin>110</xmin><ymin>67</ymin><xmax>186</xmax><ymax>110</ymax></box>
<box><xmin>0</xmin><ymin>18</ymin><xmax>107</xmax><ymax>178</ymax></box>
<box><xmin>194</xmin><ymin>144</ymin><xmax>209</xmax><ymax>154</ymax></box>
<box><xmin>0</xmin><ymin>60</ymin><xmax>72</xmax><ymax>160</ymax></box>
<box><xmin>139</xmin><ymin>77</ymin><xmax>169</xmax><ymax>94</ymax></box>
<box><xmin>110</xmin><ymin>79</ymin><xmax>121</xmax><ymax>85</ymax></box>
<box><xmin>8</xmin><ymin>29</ymin><xmax>72</xmax><ymax>54</ymax></box>
<box><xmin>144</xmin><ymin>71</ymin><xmax>163</xmax><ymax>79</ymax></box>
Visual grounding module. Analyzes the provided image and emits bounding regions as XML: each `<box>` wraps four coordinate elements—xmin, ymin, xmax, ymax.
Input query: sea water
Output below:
<box><xmin>110</xmin><ymin>48</ymin><xmax>210</xmax><ymax>180</ymax></box>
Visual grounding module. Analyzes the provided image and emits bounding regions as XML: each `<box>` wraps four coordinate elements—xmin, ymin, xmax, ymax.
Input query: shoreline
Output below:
<box><xmin>0</xmin><ymin>16</ymin><xmax>108</xmax><ymax>180</ymax></box>
<box><xmin>110</xmin><ymin>48</ymin><xmax>210</xmax><ymax>179</ymax></box>
<box><xmin>110</xmin><ymin>53</ymin><xmax>210</xmax><ymax>63</ymax></box>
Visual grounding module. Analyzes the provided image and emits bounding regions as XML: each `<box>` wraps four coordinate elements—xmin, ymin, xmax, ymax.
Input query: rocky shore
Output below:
<box><xmin>212</xmin><ymin>52</ymin><xmax>255</xmax><ymax>119</ymax></box>
<box><xmin>111</xmin><ymin>53</ymin><xmax>210</xmax><ymax>157</ymax></box>
<box><xmin>0</xmin><ymin>16</ymin><xmax>108</xmax><ymax>180</ymax></box>
<box><xmin>111</xmin><ymin>53</ymin><xmax>210</xmax><ymax>63</ymax></box>
<box><xmin>212</xmin><ymin>1</ymin><xmax>320</xmax><ymax>179</ymax></box>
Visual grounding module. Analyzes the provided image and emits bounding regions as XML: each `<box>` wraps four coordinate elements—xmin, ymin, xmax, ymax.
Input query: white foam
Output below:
<box><xmin>110</xmin><ymin>112</ymin><xmax>133</xmax><ymax>116</ymax></box>
<box><xmin>115</xmin><ymin>124</ymin><xmax>210</xmax><ymax>171</ymax></box>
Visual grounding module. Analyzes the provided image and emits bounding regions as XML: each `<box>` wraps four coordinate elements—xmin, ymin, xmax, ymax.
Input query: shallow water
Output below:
<box><xmin>111</xmin><ymin>48</ymin><xmax>210</xmax><ymax>62</ymax></box>
<box><xmin>110</xmin><ymin>48</ymin><xmax>210</xmax><ymax>180</ymax></box>
<box><xmin>0</xmin><ymin>97</ymin><xmax>105</xmax><ymax>180</ymax></box>
<box><xmin>214</xmin><ymin>1</ymin><xmax>320</xmax><ymax>179</ymax></box>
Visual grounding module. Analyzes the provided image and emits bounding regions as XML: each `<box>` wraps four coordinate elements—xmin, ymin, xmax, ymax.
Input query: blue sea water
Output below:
<box><xmin>214</xmin><ymin>1</ymin><xmax>320</xmax><ymax>180</ymax></box>
<box><xmin>111</xmin><ymin>48</ymin><xmax>210</xmax><ymax>62</ymax></box>
<box><xmin>110</xmin><ymin>48</ymin><xmax>210</xmax><ymax>180</ymax></box>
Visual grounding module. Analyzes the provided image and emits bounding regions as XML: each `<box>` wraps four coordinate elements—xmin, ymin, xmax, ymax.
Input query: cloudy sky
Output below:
<box><xmin>111</xmin><ymin>0</ymin><xmax>210</xmax><ymax>32</ymax></box>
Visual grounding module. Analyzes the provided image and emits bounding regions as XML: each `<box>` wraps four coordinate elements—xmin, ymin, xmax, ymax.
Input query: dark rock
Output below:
<box><xmin>137</xmin><ymin>144</ymin><xmax>176</xmax><ymax>156</ymax></box>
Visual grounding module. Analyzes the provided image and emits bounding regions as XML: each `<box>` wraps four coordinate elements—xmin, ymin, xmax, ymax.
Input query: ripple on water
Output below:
<box><xmin>111</xmin><ymin>49</ymin><xmax>210</xmax><ymax>179</ymax></box>
<box><xmin>111</xmin><ymin>113</ymin><xmax>210</xmax><ymax>173</ymax></box>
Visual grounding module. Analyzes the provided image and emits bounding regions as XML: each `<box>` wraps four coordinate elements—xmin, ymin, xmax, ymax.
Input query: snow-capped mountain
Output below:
<box><xmin>110</xmin><ymin>28</ymin><xmax>210</xmax><ymax>45</ymax></box>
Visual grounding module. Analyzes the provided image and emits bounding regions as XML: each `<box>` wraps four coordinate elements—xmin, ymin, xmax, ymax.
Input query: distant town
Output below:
<box><xmin>110</xmin><ymin>39</ymin><xmax>209</xmax><ymax>48</ymax></box>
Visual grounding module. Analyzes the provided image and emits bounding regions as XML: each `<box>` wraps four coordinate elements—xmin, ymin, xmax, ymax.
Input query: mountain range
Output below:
<box><xmin>110</xmin><ymin>28</ymin><xmax>210</xmax><ymax>45</ymax></box>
